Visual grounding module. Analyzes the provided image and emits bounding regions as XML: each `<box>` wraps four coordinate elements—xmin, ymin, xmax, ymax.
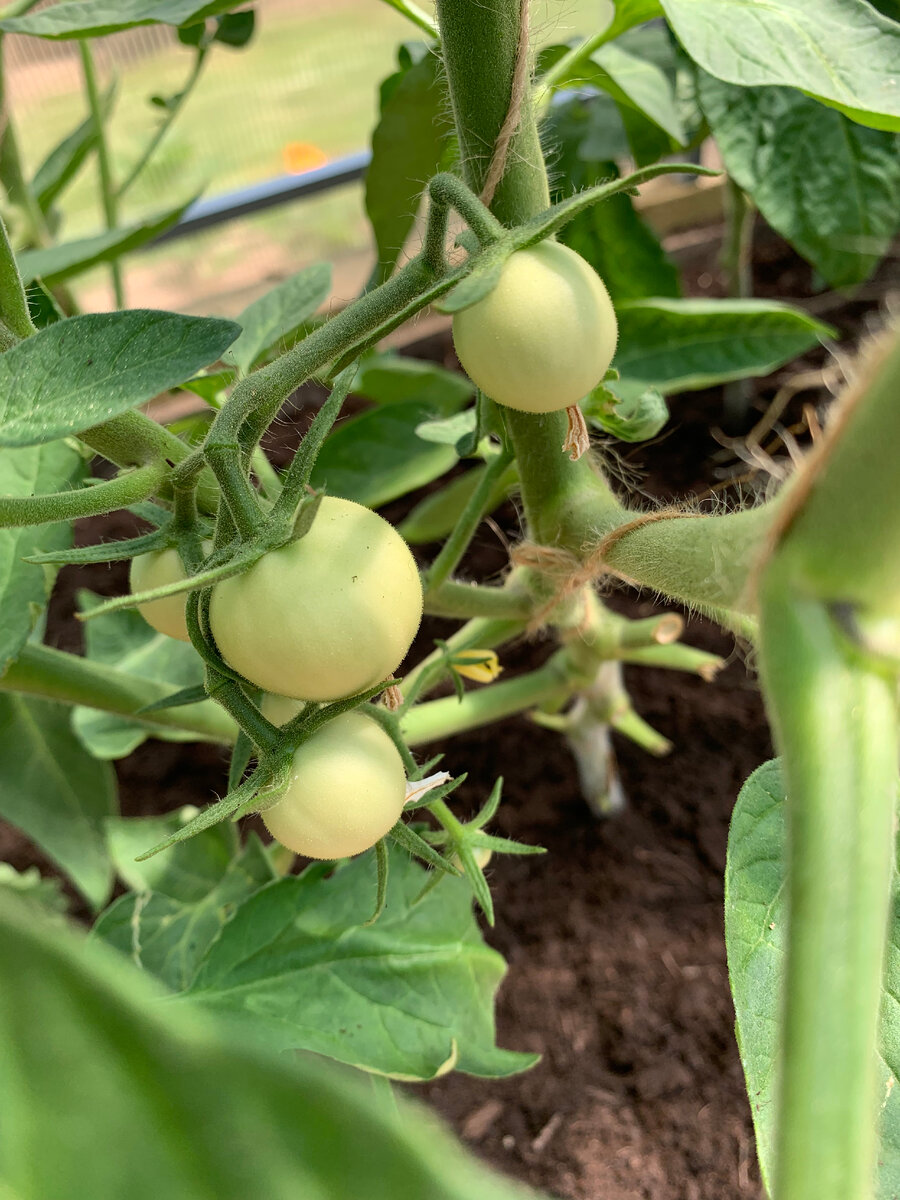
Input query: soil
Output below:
<box><xmin>7</xmin><ymin>224</ymin><xmax>898</xmax><ymax>1199</ymax></box>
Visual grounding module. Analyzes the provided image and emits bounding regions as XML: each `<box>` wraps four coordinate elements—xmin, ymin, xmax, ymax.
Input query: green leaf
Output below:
<box><xmin>178</xmin><ymin>367</ymin><xmax>235</xmax><ymax>403</ymax></box>
<box><xmin>725</xmin><ymin>760</ymin><xmax>900</xmax><ymax>1197</ymax></box>
<box><xmin>17</xmin><ymin>199</ymin><xmax>194</xmax><ymax>285</ymax></box>
<box><xmin>213</xmin><ymin>8</ymin><xmax>254</xmax><ymax>46</ymax></box>
<box><xmin>584</xmin><ymin>383</ymin><xmax>669</xmax><ymax>442</ymax></box>
<box><xmin>353</xmin><ymin>354</ymin><xmax>474</xmax><ymax>408</ymax></box>
<box><xmin>72</xmin><ymin>591</ymin><xmax>207</xmax><ymax>759</ymax></box>
<box><xmin>553</xmin><ymin>155</ymin><xmax>680</xmax><ymax>302</ymax></box>
<box><xmin>662</xmin><ymin>0</ymin><xmax>900</xmax><ymax>132</ymax></box>
<box><xmin>31</xmin><ymin>83</ymin><xmax>116</xmax><ymax>213</ymax></box>
<box><xmin>106</xmin><ymin>809</ymin><xmax>242</xmax><ymax>898</ymax></box>
<box><xmin>225</xmin><ymin>263</ymin><xmax>331</xmax><ymax>375</ymax></box>
<box><xmin>415</xmin><ymin>408</ymin><xmax>476</xmax><ymax>446</ymax></box>
<box><xmin>0</xmin><ymin>309</ymin><xmax>240</xmax><ymax>448</ymax></box>
<box><xmin>398</xmin><ymin>458</ymin><xmax>519</xmax><ymax>545</ymax></box>
<box><xmin>600</xmin><ymin>0</ymin><xmax>664</xmax><ymax>43</ymax></box>
<box><xmin>0</xmin><ymin>694</ymin><xmax>117</xmax><ymax>909</ymax></box>
<box><xmin>612</xmin><ymin>298</ymin><xmax>835</xmax><ymax>396</ymax></box>
<box><xmin>312</xmin><ymin>392</ymin><xmax>469</xmax><ymax>508</ymax></box>
<box><xmin>697</xmin><ymin>76</ymin><xmax>900</xmax><ymax>289</ymax></box>
<box><xmin>587</xmin><ymin>41</ymin><xmax>686</xmax><ymax>145</ymax></box>
<box><xmin>0</xmin><ymin>897</ymin><xmax>541</xmax><ymax>1200</ymax></box>
<box><xmin>184</xmin><ymin>844</ymin><xmax>538</xmax><ymax>1081</ymax></box>
<box><xmin>366</xmin><ymin>46</ymin><xmax>448</xmax><ymax>280</ymax></box>
<box><xmin>0</xmin><ymin>864</ymin><xmax>68</xmax><ymax>916</ymax></box>
<box><xmin>0</xmin><ymin>441</ymin><xmax>85</xmax><ymax>673</ymax></box>
<box><xmin>94</xmin><ymin>825</ymin><xmax>276</xmax><ymax>990</ymax></box>
<box><xmin>1</xmin><ymin>0</ymin><xmax>245</xmax><ymax>38</ymax></box>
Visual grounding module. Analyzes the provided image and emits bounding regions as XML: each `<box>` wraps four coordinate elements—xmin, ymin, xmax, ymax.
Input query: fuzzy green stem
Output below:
<box><xmin>0</xmin><ymin>643</ymin><xmax>236</xmax><ymax>743</ymax></box>
<box><xmin>204</xmin><ymin>443</ymin><xmax>264</xmax><ymax>541</ymax></box>
<box><xmin>400</xmin><ymin>614</ymin><xmax>524</xmax><ymax>709</ymax></box>
<box><xmin>435</xmin><ymin>0</ymin><xmax>623</xmax><ymax>551</ymax></box>
<box><xmin>380</xmin><ymin>0</ymin><xmax>437</xmax><ymax>37</ymax></box>
<box><xmin>78</xmin><ymin>41</ymin><xmax>124</xmax><ymax>308</ymax></box>
<box><xmin>0</xmin><ymin>461</ymin><xmax>166</xmax><ymax>527</ymax></box>
<box><xmin>82</xmin><ymin>410</ymin><xmax>220</xmax><ymax>513</ymax></box>
<box><xmin>423</xmin><ymin>578</ymin><xmax>534</xmax><ymax>620</ymax></box>
<box><xmin>401</xmin><ymin>652</ymin><xmax>574</xmax><ymax>745</ymax></box>
<box><xmin>758</xmin><ymin>577</ymin><xmax>897</xmax><ymax>1200</ymax></box>
<box><xmin>212</xmin><ymin>258</ymin><xmax>432</xmax><ymax>458</ymax></box>
<box><xmin>425</xmin><ymin>445</ymin><xmax>514</xmax><ymax>593</ymax></box>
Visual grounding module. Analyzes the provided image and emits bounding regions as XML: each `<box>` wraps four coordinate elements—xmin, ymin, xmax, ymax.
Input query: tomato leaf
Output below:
<box><xmin>353</xmin><ymin>354</ymin><xmax>474</xmax><ymax>408</ymax></box>
<box><xmin>366</xmin><ymin>44</ymin><xmax>449</xmax><ymax>282</ymax></box>
<box><xmin>0</xmin><ymin>310</ymin><xmax>239</xmax><ymax>448</ymax></box>
<box><xmin>725</xmin><ymin>760</ymin><xmax>900</xmax><ymax>1196</ymax></box>
<box><xmin>612</xmin><ymin>298</ymin><xmax>835</xmax><ymax>398</ymax></box>
<box><xmin>93</xmin><ymin>826</ymin><xmax>276</xmax><ymax>990</ymax></box>
<box><xmin>662</xmin><ymin>0</ymin><xmax>900</xmax><ymax>132</ymax></box>
<box><xmin>0</xmin><ymin>694</ymin><xmax>117</xmax><ymax>910</ymax></box>
<box><xmin>17</xmin><ymin>199</ymin><xmax>195</xmax><ymax>285</ymax></box>
<box><xmin>312</xmin><ymin>394</ymin><xmax>469</xmax><ymax>508</ymax></box>
<box><xmin>0</xmin><ymin>0</ymin><xmax>246</xmax><ymax>38</ymax></box>
<box><xmin>0</xmin><ymin>442</ymin><xmax>85</xmax><ymax>674</ymax></box>
<box><xmin>225</xmin><ymin>263</ymin><xmax>331</xmax><ymax>376</ymax></box>
<box><xmin>0</xmin><ymin>896</ymin><xmax>541</xmax><ymax>1200</ymax></box>
<box><xmin>183</xmin><ymin>844</ymin><xmax>539</xmax><ymax>1080</ymax></box>
<box><xmin>697</xmin><ymin>75</ymin><xmax>900</xmax><ymax>289</ymax></box>
<box><xmin>72</xmin><ymin>590</ymin><xmax>208</xmax><ymax>759</ymax></box>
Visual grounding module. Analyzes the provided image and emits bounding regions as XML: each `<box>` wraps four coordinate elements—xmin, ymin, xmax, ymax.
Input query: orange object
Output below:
<box><xmin>282</xmin><ymin>141</ymin><xmax>329</xmax><ymax>174</ymax></box>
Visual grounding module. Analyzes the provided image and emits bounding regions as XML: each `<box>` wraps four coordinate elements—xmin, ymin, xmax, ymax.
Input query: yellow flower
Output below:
<box><xmin>451</xmin><ymin>649</ymin><xmax>503</xmax><ymax>683</ymax></box>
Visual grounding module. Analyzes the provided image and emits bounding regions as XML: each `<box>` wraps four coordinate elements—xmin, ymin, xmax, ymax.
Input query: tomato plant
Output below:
<box><xmin>0</xmin><ymin>2</ymin><xmax>899</xmax><ymax>1199</ymax></box>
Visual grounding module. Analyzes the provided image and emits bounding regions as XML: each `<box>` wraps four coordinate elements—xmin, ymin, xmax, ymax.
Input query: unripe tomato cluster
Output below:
<box><xmin>130</xmin><ymin>497</ymin><xmax>423</xmax><ymax>861</ymax></box>
<box><xmin>451</xmin><ymin>241</ymin><xmax>618</xmax><ymax>414</ymax></box>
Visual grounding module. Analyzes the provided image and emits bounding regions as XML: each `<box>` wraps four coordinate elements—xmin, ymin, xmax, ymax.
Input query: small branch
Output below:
<box><xmin>423</xmin><ymin>578</ymin><xmax>534</xmax><ymax>620</ymax></box>
<box><xmin>78</xmin><ymin>41</ymin><xmax>123</xmax><ymax>308</ymax></box>
<box><xmin>401</xmin><ymin>653</ymin><xmax>576</xmax><ymax>746</ymax></box>
<box><xmin>0</xmin><ymin>643</ymin><xmax>236</xmax><ymax>743</ymax></box>
<box><xmin>0</xmin><ymin>460</ymin><xmax>166</xmax><ymax>527</ymax></box>
<box><xmin>425</xmin><ymin>444</ymin><xmax>514</xmax><ymax>593</ymax></box>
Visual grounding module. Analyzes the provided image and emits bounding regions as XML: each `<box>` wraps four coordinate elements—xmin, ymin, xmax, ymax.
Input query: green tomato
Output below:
<box><xmin>261</xmin><ymin>711</ymin><xmax>406</xmax><ymax>860</ymax></box>
<box><xmin>259</xmin><ymin>693</ymin><xmax>305</xmax><ymax>727</ymax></box>
<box><xmin>451</xmin><ymin>240</ymin><xmax>618</xmax><ymax>414</ymax></box>
<box><xmin>209</xmin><ymin>496</ymin><xmax>423</xmax><ymax>701</ymax></box>
<box><xmin>129</xmin><ymin>548</ymin><xmax>194</xmax><ymax>642</ymax></box>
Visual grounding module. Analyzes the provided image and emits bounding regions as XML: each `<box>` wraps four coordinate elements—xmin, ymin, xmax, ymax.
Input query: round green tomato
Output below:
<box><xmin>261</xmin><ymin>711</ymin><xmax>406</xmax><ymax>860</ymax></box>
<box><xmin>208</xmin><ymin>496</ymin><xmax>423</xmax><ymax>701</ymax></box>
<box><xmin>129</xmin><ymin>548</ymin><xmax>194</xmax><ymax>642</ymax></box>
<box><xmin>451</xmin><ymin>240</ymin><xmax>617</xmax><ymax>414</ymax></box>
<box><xmin>259</xmin><ymin>693</ymin><xmax>305</xmax><ymax>727</ymax></box>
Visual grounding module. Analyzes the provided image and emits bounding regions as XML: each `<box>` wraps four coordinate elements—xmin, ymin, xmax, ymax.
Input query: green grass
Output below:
<box><xmin>14</xmin><ymin>0</ymin><xmax>604</xmax><ymax>310</ymax></box>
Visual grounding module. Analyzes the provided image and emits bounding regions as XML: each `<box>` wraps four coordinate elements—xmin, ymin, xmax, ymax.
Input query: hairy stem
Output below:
<box><xmin>0</xmin><ymin>643</ymin><xmax>236</xmax><ymax>743</ymax></box>
<box><xmin>435</xmin><ymin>0</ymin><xmax>622</xmax><ymax>551</ymax></box>
<box><xmin>0</xmin><ymin>461</ymin><xmax>166</xmax><ymax>527</ymax></box>
<box><xmin>401</xmin><ymin>653</ymin><xmax>574</xmax><ymax>746</ymax></box>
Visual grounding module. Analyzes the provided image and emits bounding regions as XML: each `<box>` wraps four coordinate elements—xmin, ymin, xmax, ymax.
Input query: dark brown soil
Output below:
<box><xmin>8</xmin><ymin>224</ymin><xmax>897</xmax><ymax>1199</ymax></box>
